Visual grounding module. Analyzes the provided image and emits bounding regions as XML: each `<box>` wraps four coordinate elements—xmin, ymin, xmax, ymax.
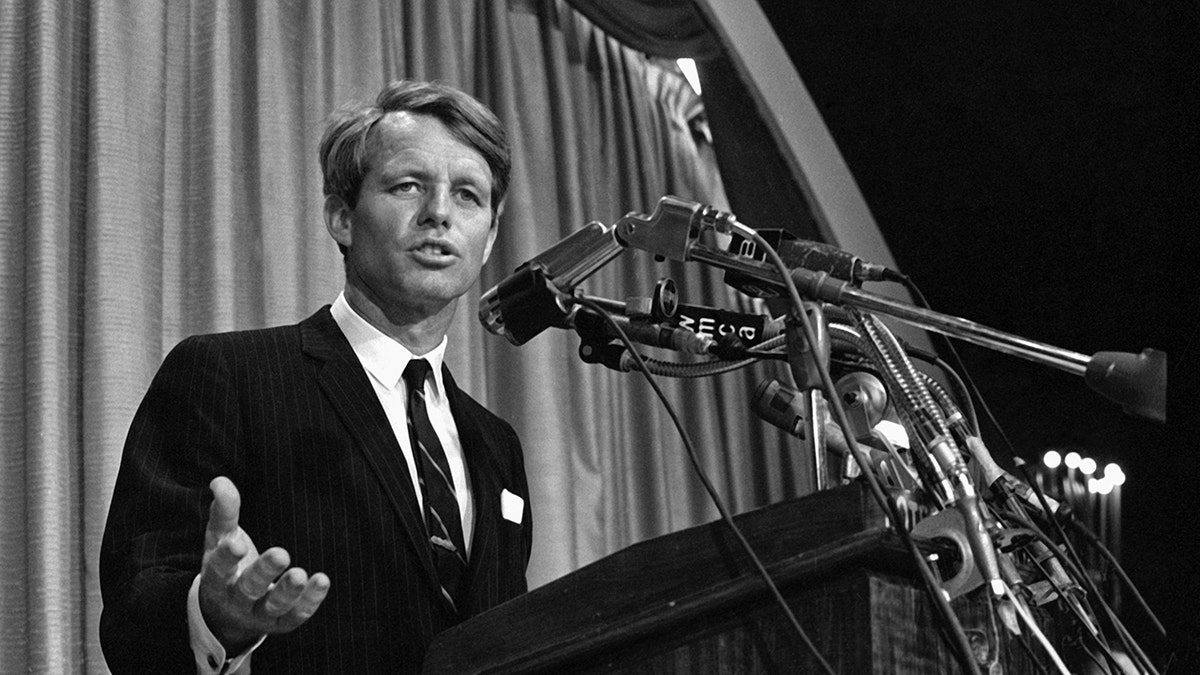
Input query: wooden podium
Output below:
<box><xmin>423</xmin><ymin>484</ymin><xmax>1048</xmax><ymax>674</ymax></box>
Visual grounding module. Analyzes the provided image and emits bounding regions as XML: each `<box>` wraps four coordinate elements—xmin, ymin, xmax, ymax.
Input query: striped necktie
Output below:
<box><xmin>402</xmin><ymin>359</ymin><xmax>468</xmax><ymax>611</ymax></box>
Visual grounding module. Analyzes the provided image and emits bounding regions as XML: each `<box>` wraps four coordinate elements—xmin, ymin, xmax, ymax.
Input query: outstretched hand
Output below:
<box><xmin>198</xmin><ymin>477</ymin><xmax>331</xmax><ymax>652</ymax></box>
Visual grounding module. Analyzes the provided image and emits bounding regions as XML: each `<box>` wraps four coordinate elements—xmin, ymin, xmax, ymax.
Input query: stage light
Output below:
<box><xmin>1064</xmin><ymin>451</ymin><xmax>1081</xmax><ymax>469</ymax></box>
<box><xmin>1105</xmin><ymin>463</ymin><xmax>1127</xmax><ymax>486</ymax></box>
<box><xmin>1088</xmin><ymin>477</ymin><xmax>1114</xmax><ymax>495</ymax></box>
<box><xmin>1043</xmin><ymin>450</ymin><xmax>1062</xmax><ymax>468</ymax></box>
<box><xmin>1079</xmin><ymin>457</ymin><xmax>1097</xmax><ymax>476</ymax></box>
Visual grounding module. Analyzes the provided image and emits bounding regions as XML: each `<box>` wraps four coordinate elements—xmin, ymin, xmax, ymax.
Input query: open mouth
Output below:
<box><xmin>409</xmin><ymin>239</ymin><xmax>459</xmax><ymax>263</ymax></box>
<box><xmin>416</xmin><ymin>241</ymin><xmax>453</xmax><ymax>255</ymax></box>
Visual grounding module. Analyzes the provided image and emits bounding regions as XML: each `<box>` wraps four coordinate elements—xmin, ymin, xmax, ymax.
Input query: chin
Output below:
<box><xmin>397</xmin><ymin>280</ymin><xmax>471</xmax><ymax>310</ymax></box>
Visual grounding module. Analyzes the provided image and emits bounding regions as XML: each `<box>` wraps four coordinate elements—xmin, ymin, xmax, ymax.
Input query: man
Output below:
<box><xmin>100</xmin><ymin>80</ymin><xmax>532</xmax><ymax>674</ymax></box>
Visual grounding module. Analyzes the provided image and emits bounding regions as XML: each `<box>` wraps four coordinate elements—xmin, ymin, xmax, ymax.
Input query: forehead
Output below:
<box><xmin>364</xmin><ymin>111</ymin><xmax>491</xmax><ymax>185</ymax></box>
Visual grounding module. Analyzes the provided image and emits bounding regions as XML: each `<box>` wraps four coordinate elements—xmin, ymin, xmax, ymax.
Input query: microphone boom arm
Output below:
<box><xmin>667</xmin><ymin>236</ymin><xmax>1167</xmax><ymax>423</ymax></box>
<box><xmin>610</xmin><ymin>197</ymin><xmax>1164</xmax><ymax>423</ymax></box>
<box><xmin>613</xmin><ymin>200</ymin><xmax>1093</xmax><ymax>376</ymax></box>
<box><xmin>487</xmin><ymin>195</ymin><xmax>1165</xmax><ymax>422</ymax></box>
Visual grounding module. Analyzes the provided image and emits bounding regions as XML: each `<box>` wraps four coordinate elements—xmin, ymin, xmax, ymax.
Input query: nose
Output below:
<box><xmin>420</xmin><ymin>186</ymin><xmax>451</xmax><ymax>229</ymax></box>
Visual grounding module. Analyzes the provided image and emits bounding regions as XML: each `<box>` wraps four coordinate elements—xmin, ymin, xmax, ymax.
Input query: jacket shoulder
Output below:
<box><xmin>164</xmin><ymin>306</ymin><xmax>334</xmax><ymax>362</ymax></box>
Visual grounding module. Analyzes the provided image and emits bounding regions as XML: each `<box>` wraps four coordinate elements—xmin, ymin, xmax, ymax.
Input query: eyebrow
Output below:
<box><xmin>379</xmin><ymin>162</ymin><xmax>489</xmax><ymax>186</ymax></box>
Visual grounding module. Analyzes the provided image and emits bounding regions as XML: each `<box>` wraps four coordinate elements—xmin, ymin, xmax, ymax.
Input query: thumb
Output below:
<box><xmin>205</xmin><ymin>476</ymin><xmax>241</xmax><ymax>549</ymax></box>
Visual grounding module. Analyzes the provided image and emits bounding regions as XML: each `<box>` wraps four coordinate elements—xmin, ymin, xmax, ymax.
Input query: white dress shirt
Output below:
<box><xmin>187</xmin><ymin>294</ymin><xmax>474</xmax><ymax>674</ymax></box>
<box><xmin>329</xmin><ymin>292</ymin><xmax>475</xmax><ymax>549</ymax></box>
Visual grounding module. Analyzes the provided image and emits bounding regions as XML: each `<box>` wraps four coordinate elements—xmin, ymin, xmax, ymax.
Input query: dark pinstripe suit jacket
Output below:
<box><xmin>99</xmin><ymin>306</ymin><xmax>532</xmax><ymax>674</ymax></box>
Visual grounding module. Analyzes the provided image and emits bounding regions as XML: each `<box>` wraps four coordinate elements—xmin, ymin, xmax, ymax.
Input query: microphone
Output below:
<box><xmin>1084</xmin><ymin>349</ymin><xmax>1166</xmax><ymax>423</ymax></box>
<box><xmin>777</xmin><ymin>238</ymin><xmax>890</xmax><ymax>282</ymax></box>
<box><xmin>724</xmin><ymin>229</ymin><xmax>894</xmax><ymax>298</ymax></box>
<box><xmin>962</xmin><ymin>436</ymin><xmax>1065</xmax><ymax>519</ymax></box>
<box><xmin>479</xmin><ymin>222</ymin><xmax>624</xmax><ymax>345</ymax></box>
<box><xmin>752</xmin><ymin>379</ymin><xmax>892</xmax><ymax>466</ymax></box>
<box><xmin>573</xmin><ymin>309</ymin><xmax>716</xmax><ymax>355</ymax></box>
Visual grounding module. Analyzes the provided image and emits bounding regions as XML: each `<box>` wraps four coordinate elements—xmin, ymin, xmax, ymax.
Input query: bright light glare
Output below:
<box><xmin>1079</xmin><ymin>457</ymin><xmax>1097</xmax><ymax>476</ymax></box>
<box><xmin>1088</xmin><ymin>477</ymin><xmax>1114</xmax><ymax>495</ymax></box>
<box><xmin>874</xmin><ymin>420</ymin><xmax>910</xmax><ymax>449</ymax></box>
<box><xmin>1043</xmin><ymin>450</ymin><xmax>1062</xmax><ymax>469</ymax></box>
<box><xmin>677</xmin><ymin>59</ymin><xmax>702</xmax><ymax>95</ymax></box>
<box><xmin>1105</xmin><ymin>463</ymin><xmax>1127</xmax><ymax>486</ymax></box>
<box><xmin>1064</xmin><ymin>451</ymin><xmax>1082</xmax><ymax>469</ymax></box>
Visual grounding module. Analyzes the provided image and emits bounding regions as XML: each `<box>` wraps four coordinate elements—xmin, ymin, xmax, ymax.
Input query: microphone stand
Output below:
<box><xmin>495</xmin><ymin>195</ymin><xmax>1163</xmax><ymax>674</ymax></box>
<box><xmin>767</xmin><ymin>264</ymin><xmax>1164</xmax><ymax>423</ymax></box>
<box><xmin>786</xmin><ymin>302</ymin><xmax>833</xmax><ymax>492</ymax></box>
<box><xmin>611</xmin><ymin>198</ymin><xmax>1165</xmax><ymax>423</ymax></box>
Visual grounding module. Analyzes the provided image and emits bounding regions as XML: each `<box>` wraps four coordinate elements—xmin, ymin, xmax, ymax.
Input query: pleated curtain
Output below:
<box><xmin>0</xmin><ymin>1</ymin><xmax>808</xmax><ymax>671</ymax></box>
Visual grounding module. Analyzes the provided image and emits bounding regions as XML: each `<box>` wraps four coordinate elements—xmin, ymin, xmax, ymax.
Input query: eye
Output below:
<box><xmin>456</xmin><ymin>188</ymin><xmax>483</xmax><ymax>205</ymax></box>
<box><xmin>391</xmin><ymin>180</ymin><xmax>420</xmax><ymax>194</ymax></box>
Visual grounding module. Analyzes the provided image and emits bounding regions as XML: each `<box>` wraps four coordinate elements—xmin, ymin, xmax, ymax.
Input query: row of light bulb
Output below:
<box><xmin>1042</xmin><ymin>450</ymin><xmax>1126</xmax><ymax>495</ymax></box>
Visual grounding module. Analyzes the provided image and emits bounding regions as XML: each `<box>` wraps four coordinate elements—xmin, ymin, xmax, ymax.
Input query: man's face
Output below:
<box><xmin>328</xmin><ymin>111</ymin><xmax>498</xmax><ymax>319</ymax></box>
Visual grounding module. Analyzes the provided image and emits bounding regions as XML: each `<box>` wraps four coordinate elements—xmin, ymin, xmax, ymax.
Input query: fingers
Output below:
<box><xmin>197</xmin><ymin>476</ymin><xmax>331</xmax><ymax>639</ymax></box>
<box><xmin>274</xmin><ymin>573</ymin><xmax>331</xmax><ymax>631</ymax></box>
<box><xmin>201</xmin><ymin>477</ymin><xmax>252</xmax><ymax>590</ymax></box>
<box><xmin>201</xmin><ymin>531</ymin><xmax>250</xmax><ymax>588</ymax></box>
<box><xmin>252</xmin><ymin>568</ymin><xmax>331</xmax><ymax>635</ymax></box>
<box><xmin>235</xmin><ymin>547</ymin><xmax>290</xmax><ymax>601</ymax></box>
<box><xmin>200</xmin><ymin>546</ymin><xmax>331</xmax><ymax>643</ymax></box>
<box><xmin>261</xmin><ymin>570</ymin><xmax>330</xmax><ymax>620</ymax></box>
<box><xmin>205</xmin><ymin>476</ymin><xmax>241</xmax><ymax>549</ymax></box>
<box><xmin>205</xmin><ymin>545</ymin><xmax>289</xmax><ymax>605</ymax></box>
<box><xmin>260</xmin><ymin>568</ymin><xmax>307</xmax><ymax>616</ymax></box>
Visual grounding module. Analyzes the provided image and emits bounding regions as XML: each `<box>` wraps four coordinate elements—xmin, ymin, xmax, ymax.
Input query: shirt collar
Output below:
<box><xmin>330</xmin><ymin>292</ymin><xmax>448</xmax><ymax>397</ymax></box>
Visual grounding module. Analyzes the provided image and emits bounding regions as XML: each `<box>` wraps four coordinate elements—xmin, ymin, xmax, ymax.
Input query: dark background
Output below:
<box><xmin>744</xmin><ymin>0</ymin><xmax>1196</xmax><ymax>665</ymax></box>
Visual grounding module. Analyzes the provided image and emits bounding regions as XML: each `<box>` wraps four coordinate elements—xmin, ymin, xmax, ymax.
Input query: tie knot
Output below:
<box><xmin>403</xmin><ymin>358</ymin><xmax>432</xmax><ymax>391</ymax></box>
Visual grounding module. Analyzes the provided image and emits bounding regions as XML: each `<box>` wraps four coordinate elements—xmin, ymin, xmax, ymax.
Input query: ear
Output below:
<box><xmin>324</xmin><ymin>195</ymin><xmax>354</xmax><ymax>250</ymax></box>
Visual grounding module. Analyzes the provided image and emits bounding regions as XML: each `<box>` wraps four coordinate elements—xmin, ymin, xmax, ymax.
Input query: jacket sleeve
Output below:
<box><xmin>99</xmin><ymin>335</ymin><xmax>245</xmax><ymax>674</ymax></box>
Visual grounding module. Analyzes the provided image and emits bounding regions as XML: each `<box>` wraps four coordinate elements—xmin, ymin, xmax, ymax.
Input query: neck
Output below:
<box><xmin>342</xmin><ymin>282</ymin><xmax>456</xmax><ymax>355</ymax></box>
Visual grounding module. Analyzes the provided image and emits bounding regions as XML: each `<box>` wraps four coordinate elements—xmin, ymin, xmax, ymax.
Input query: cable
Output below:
<box><xmin>1014</xmin><ymin>629</ymin><xmax>1056</xmax><ymax>675</ymax></box>
<box><xmin>900</xmin><ymin>274</ymin><xmax>1161</xmax><ymax>674</ymax></box>
<box><xmin>575</xmin><ymin>296</ymin><xmax>837</xmax><ymax>675</ymax></box>
<box><xmin>636</xmin><ymin>356</ymin><xmax>758</xmax><ymax>377</ymax></box>
<box><xmin>897</xmin><ymin>276</ymin><xmax>1019</xmax><ymax>463</ymax></box>
<box><xmin>931</xmin><ymin>356</ymin><xmax>981</xmax><ymax>436</ymax></box>
<box><xmin>735</xmin><ymin>226</ymin><xmax>984</xmax><ymax>675</ymax></box>
<box><xmin>1012</xmin><ymin>463</ymin><xmax>1161</xmax><ymax>675</ymax></box>
<box><xmin>1004</xmin><ymin>582</ymin><xmax>1072</xmax><ymax>674</ymax></box>
<box><xmin>624</xmin><ymin>352</ymin><xmax>759</xmax><ymax>378</ymax></box>
<box><xmin>1002</xmin><ymin>497</ymin><xmax>1154</xmax><ymax>675</ymax></box>
<box><xmin>1066</xmin><ymin>518</ymin><xmax>1168</xmax><ymax>640</ymax></box>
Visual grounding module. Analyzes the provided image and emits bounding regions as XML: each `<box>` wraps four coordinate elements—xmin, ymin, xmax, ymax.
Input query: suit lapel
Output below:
<box><xmin>300</xmin><ymin>309</ymin><xmax>442</xmax><ymax>595</ymax></box>
<box><xmin>442</xmin><ymin>366</ymin><xmax>501</xmax><ymax>595</ymax></box>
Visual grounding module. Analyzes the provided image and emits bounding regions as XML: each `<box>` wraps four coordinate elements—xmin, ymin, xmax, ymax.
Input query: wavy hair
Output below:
<box><xmin>318</xmin><ymin>80</ymin><xmax>511</xmax><ymax>215</ymax></box>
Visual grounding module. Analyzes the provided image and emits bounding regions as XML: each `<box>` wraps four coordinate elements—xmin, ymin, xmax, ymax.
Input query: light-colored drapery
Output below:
<box><xmin>1</xmin><ymin>1</ymin><xmax>807</xmax><ymax>671</ymax></box>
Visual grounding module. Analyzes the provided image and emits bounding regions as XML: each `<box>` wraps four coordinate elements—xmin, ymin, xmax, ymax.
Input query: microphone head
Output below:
<box><xmin>1084</xmin><ymin>348</ymin><xmax>1166</xmax><ymax>423</ymax></box>
<box><xmin>721</xmin><ymin>228</ymin><xmax>891</xmax><ymax>298</ymax></box>
<box><xmin>750</xmin><ymin>378</ymin><xmax>868</xmax><ymax>461</ymax></box>
<box><xmin>752</xmin><ymin>379</ymin><xmax>805</xmax><ymax>438</ymax></box>
<box><xmin>479</xmin><ymin>222</ymin><xmax>624</xmax><ymax>345</ymax></box>
<box><xmin>478</xmin><ymin>266</ymin><xmax>569</xmax><ymax>345</ymax></box>
<box><xmin>776</xmin><ymin>239</ymin><xmax>860</xmax><ymax>281</ymax></box>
